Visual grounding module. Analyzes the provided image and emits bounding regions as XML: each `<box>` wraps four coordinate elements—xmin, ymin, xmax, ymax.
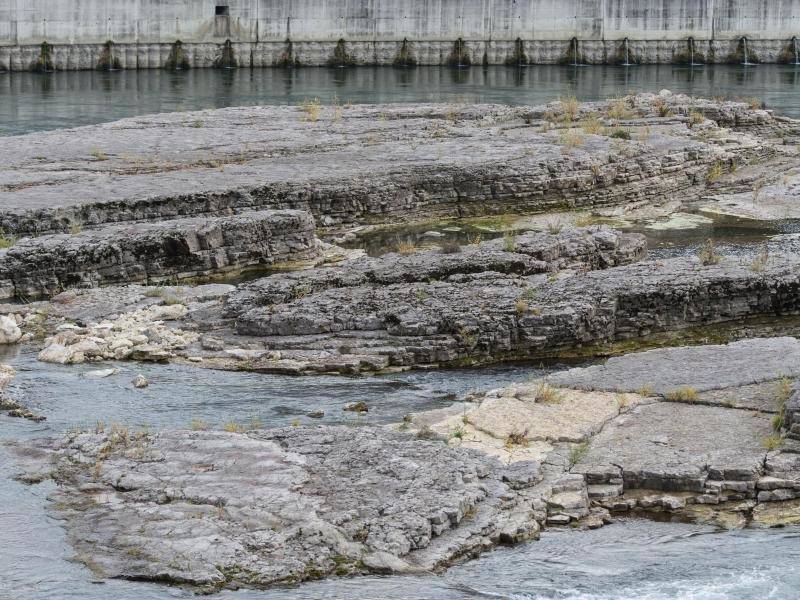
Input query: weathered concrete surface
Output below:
<box><xmin>0</xmin><ymin>94</ymin><xmax>782</xmax><ymax>236</ymax></box>
<box><xmin>5</xmin><ymin>0</ymin><xmax>800</xmax><ymax>70</ymax></box>
<box><xmin>11</xmin><ymin>426</ymin><xmax>543</xmax><ymax>591</ymax></box>
<box><xmin>0</xmin><ymin>210</ymin><xmax>319</xmax><ymax>300</ymax></box>
<box><xmin>548</xmin><ymin>338</ymin><xmax>800</xmax><ymax>396</ymax></box>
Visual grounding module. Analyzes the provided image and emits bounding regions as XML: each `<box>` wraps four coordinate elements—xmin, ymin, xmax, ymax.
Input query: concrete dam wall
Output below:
<box><xmin>2</xmin><ymin>0</ymin><xmax>800</xmax><ymax>70</ymax></box>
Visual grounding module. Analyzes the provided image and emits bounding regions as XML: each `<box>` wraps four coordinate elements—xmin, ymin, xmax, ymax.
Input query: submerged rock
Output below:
<box><xmin>132</xmin><ymin>374</ymin><xmax>149</xmax><ymax>389</ymax></box>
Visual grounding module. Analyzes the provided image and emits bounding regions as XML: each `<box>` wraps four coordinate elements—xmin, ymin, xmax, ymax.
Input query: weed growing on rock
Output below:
<box><xmin>222</xmin><ymin>421</ymin><xmax>246</xmax><ymax>433</ymax></box>
<box><xmin>0</xmin><ymin>229</ymin><xmax>16</xmax><ymax>249</ymax></box>
<box><xmin>608</xmin><ymin>128</ymin><xmax>631</xmax><ymax>140</ymax></box>
<box><xmin>773</xmin><ymin>377</ymin><xmax>793</xmax><ymax>432</ymax></box>
<box><xmin>249</xmin><ymin>416</ymin><xmax>263</xmax><ymax>429</ymax></box>
<box><xmin>515</xmin><ymin>298</ymin><xmax>528</xmax><ymax>315</ymax></box>
<box><xmin>503</xmin><ymin>233</ymin><xmax>517</xmax><ymax>252</ymax></box>
<box><xmin>606</xmin><ymin>98</ymin><xmax>634</xmax><ymax>121</ymax></box>
<box><xmin>144</xmin><ymin>287</ymin><xmax>166</xmax><ymax>298</ymax></box>
<box><xmin>458</xmin><ymin>327</ymin><xmax>476</xmax><ymax>347</ymax></box>
<box><xmin>665</xmin><ymin>386</ymin><xmax>700</xmax><ymax>402</ymax></box>
<box><xmin>300</xmin><ymin>98</ymin><xmax>322</xmax><ymax>122</ymax></box>
<box><xmin>90</xmin><ymin>149</ymin><xmax>108</xmax><ymax>161</ymax></box>
<box><xmin>698</xmin><ymin>239</ymin><xmax>722</xmax><ymax>266</ymax></box>
<box><xmin>706</xmin><ymin>161</ymin><xmax>725</xmax><ymax>183</ymax></box>
<box><xmin>546</xmin><ymin>220</ymin><xmax>564</xmax><ymax>235</ymax></box>
<box><xmin>191</xmin><ymin>419</ymin><xmax>209</xmax><ymax>431</ymax></box>
<box><xmin>535</xmin><ymin>382</ymin><xmax>563</xmax><ymax>404</ymax></box>
<box><xmin>580</xmin><ymin>116</ymin><xmax>603</xmax><ymax>135</ymax></box>
<box><xmin>559</xmin><ymin>129</ymin><xmax>585</xmax><ymax>150</ymax></box>
<box><xmin>190</xmin><ymin>120</ymin><xmax>204</xmax><ymax>128</ymax></box>
<box><xmin>505</xmin><ymin>429</ymin><xmax>530</xmax><ymax>448</ymax></box>
<box><xmin>688</xmin><ymin>110</ymin><xmax>705</xmax><ymax>128</ymax></box>
<box><xmin>450</xmin><ymin>425</ymin><xmax>465</xmax><ymax>440</ymax></box>
<box><xmin>559</xmin><ymin>96</ymin><xmax>580</xmax><ymax>122</ymax></box>
<box><xmin>763</xmin><ymin>434</ymin><xmax>784</xmax><ymax>451</ymax></box>
<box><xmin>589</xmin><ymin>164</ymin><xmax>602</xmax><ymax>178</ymax></box>
<box><xmin>616</xmin><ymin>393</ymin><xmax>630</xmax><ymax>409</ymax></box>
<box><xmin>752</xmin><ymin>178</ymin><xmax>766</xmax><ymax>201</ymax></box>
<box><xmin>415</xmin><ymin>289</ymin><xmax>429</xmax><ymax>302</ymax></box>
<box><xmin>569</xmin><ymin>441</ymin><xmax>589</xmax><ymax>467</ymax></box>
<box><xmin>636</xmin><ymin>384</ymin><xmax>654</xmax><ymax>397</ymax></box>
<box><xmin>573</xmin><ymin>213</ymin><xmax>594</xmax><ymax>227</ymax></box>
<box><xmin>652</xmin><ymin>99</ymin><xmax>674</xmax><ymax>117</ymax></box>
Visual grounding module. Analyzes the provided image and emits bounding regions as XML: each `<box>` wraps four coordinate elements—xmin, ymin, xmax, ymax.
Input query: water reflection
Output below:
<box><xmin>3</xmin><ymin>64</ymin><xmax>800</xmax><ymax>135</ymax></box>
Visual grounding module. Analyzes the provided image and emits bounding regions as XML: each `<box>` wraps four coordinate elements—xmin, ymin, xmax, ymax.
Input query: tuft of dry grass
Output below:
<box><xmin>666</xmin><ymin>386</ymin><xmax>700</xmax><ymax>402</ymax></box>
<box><xmin>605</xmin><ymin>98</ymin><xmax>634</xmax><ymax>121</ymax></box>
<box><xmin>515</xmin><ymin>298</ymin><xmax>528</xmax><ymax>315</ymax></box>
<box><xmin>222</xmin><ymin>421</ymin><xmax>246</xmax><ymax>433</ymax></box>
<box><xmin>698</xmin><ymin>239</ymin><xmax>722</xmax><ymax>266</ymax></box>
<box><xmin>397</xmin><ymin>240</ymin><xmax>417</xmax><ymax>255</ymax></box>
<box><xmin>750</xmin><ymin>244</ymin><xmax>770</xmax><ymax>273</ymax></box>
<box><xmin>706</xmin><ymin>161</ymin><xmax>725</xmax><ymax>183</ymax></box>
<box><xmin>652</xmin><ymin>98</ymin><xmax>674</xmax><ymax>117</ymax></box>
<box><xmin>0</xmin><ymin>229</ymin><xmax>16</xmax><ymax>249</ymax></box>
<box><xmin>688</xmin><ymin>110</ymin><xmax>705</xmax><ymax>128</ymax></box>
<box><xmin>300</xmin><ymin>98</ymin><xmax>322</xmax><ymax>122</ymax></box>
<box><xmin>559</xmin><ymin>129</ymin><xmax>585</xmax><ymax>149</ymax></box>
<box><xmin>546</xmin><ymin>220</ymin><xmax>564</xmax><ymax>235</ymax></box>
<box><xmin>580</xmin><ymin>116</ymin><xmax>603</xmax><ymax>135</ymax></box>
<box><xmin>191</xmin><ymin>419</ymin><xmax>209</xmax><ymax>431</ymax></box>
<box><xmin>438</xmin><ymin>239</ymin><xmax>462</xmax><ymax>254</ymax></box>
<box><xmin>534</xmin><ymin>382</ymin><xmax>563</xmax><ymax>404</ymax></box>
<box><xmin>559</xmin><ymin>96</ymin><xmax>580</xmax><ymax>122</ymax></box>
<box><xmin>90</xmin><ymin>149</ymin><xmax>108</xmax><ymax>161</ymax></box>
<box><xmin>503</xmin><ymin>233</ymin><xmax>517</xmax><ymax>252</ymax></box>
<box><xmin>763</xmin><ymin>434</ymin><xmax>784</xmax><ymax>451</ymax></box>
<box><xmin>505</xmin><ymin>429</ymin><xmax>530</xmax><ymax>448</ymax></box>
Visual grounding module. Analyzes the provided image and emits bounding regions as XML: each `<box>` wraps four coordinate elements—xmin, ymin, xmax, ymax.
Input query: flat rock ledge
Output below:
<box><xmin>11</xmin><ymin>426</ymin><xmax>545</xmax><ymax>592</ymax></box>
<box><xmin>0</xmin><ymin>93</ymin><xmax>787</xmax><ymax>235</ymax></box>
<box><xmin>0</xmin><ymin>209</ymin><xmax>319</xmax><ymax>301</ymax></box>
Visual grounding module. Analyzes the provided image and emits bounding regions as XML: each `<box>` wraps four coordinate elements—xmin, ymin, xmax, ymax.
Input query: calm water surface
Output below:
<box><xmin>3</xmin><ymin>64</ymin><xmax>800</xmax><ymax>135</ymax></box>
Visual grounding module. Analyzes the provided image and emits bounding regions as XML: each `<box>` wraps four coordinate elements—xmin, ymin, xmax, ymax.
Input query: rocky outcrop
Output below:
<box><xmin>219</xmin><ymin>241</ymin><xmax>800</xmax><ymax>373</ymax></box>
<box><xmin>0</xmin><ymin>94</ymin><xmax>787</xmax><ymax>236</ymax></box>
<box><xmin>0</xmin><ymin>314</ymin><xmax>22</xmax><ymax>343</ymax></box>
<box><xmin>0</xmin><ymin>210</ymin><xmax>319</xmax><ymax>300</ymax></box>
<box><xmin>11</xmin><ymin>426</ymin><xmax>544</xmax><ymax>591</ymax></box>
<box><xmin>226</xmin><ymin>225</ymin><xmax>647</xmax><ymax>317</ymax></box>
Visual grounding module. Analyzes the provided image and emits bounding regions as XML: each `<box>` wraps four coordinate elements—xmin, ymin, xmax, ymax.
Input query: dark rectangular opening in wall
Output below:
<box><xmin>215</xmin><ymin>5</ymin><xmax>229</xmax><ymax>16</ymax></box>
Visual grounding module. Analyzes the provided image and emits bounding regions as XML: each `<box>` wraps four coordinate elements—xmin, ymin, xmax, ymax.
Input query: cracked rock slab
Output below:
<box><xmin>575</xmin><ymin>402</ymin><xmax>772</xmax><ymax>494</ymax></box>
<box><xmin>9</xmin><ymin>426</ymin><xmax>542</xmax><ymax>592</ymax></box>
<box><xmin>548</xmin><ymin>337</ymin><xmax>800</xmax><ymax>396</ymax></box>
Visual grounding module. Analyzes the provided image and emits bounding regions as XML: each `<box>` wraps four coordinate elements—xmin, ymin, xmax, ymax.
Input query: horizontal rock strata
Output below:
<box><xmin>11</xmin><ymin>426</ymin><xmax>544</xmax><ymax>591</ymax></box>
<box><xmin>0</xmin><ymin>94</ymin><xmax>786</xmax><ymax>236</ymax></box>
<box><xmin>220</xmin><ymin>234</ymin><xmax>800</xmax><ymax>373</ymax></box>
<box><xmin>0</xmin><ymin>210</ymin><xmax>319</xmax><ymax>300</ymax></box>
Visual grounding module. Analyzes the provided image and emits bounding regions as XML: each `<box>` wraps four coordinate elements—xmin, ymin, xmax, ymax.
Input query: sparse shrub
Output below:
<box><xmin>665</xmin><ymin>386</ymin><xmax>700</xmax><ymax>402</ymax></box>
<box><xmin>698</xmin><ymin>239</ymin><xmax>722</xmax><ymax>266</ymax></box>
<box><xmin>503</xmin><ymin>233</ymin><xmax>517</xmax><ymax>252</ymax></box>
<box><xmin>608</xmin><ymin>128</ymin><xmax>631</xmax><ymax>140</ymax></box>
<box><xmin>569</xmin><ymin>441</ymin><xmax>589</xmax><ymax>467</ymax></box>
<box><xmin>559</xmin><ymin>96</ymin><xmax>580</xmax><ymax>122</ymax></box>
<box><xmin>438</xmin><ymin>239</ymin><xmax>462</xmax><ymax>254</ymax></box>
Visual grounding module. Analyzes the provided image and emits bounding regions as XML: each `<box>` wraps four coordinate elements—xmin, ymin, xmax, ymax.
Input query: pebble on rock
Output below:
<box><xmin>132</xmin><ymin>375</ymin><xmax>149</xmax><ymax>389</ymax></box>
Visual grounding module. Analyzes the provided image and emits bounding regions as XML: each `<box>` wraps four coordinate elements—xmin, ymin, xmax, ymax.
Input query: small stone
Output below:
<box><xmin>187</xmin><ymin>356</ymin><xmax>203</xmax><ymax>363</ymax></box>
<box><xmin>307</xmin><ymin>410</ymin><xmax>325</xmax><ymax>418</ymax></box>
<box><xmin>84</xmin><ymin>368</ymin><xmax>119</xmax><ymax>379</ymax></box>
<box><xmin>132</xmin><ymin>375</ymin><xmax>149</xmax><ymax>389</ymax></box>
<box><xmin>343</xmin><ymin>401</ymin><xmax>368</xmax><ymax>412</ymax></box>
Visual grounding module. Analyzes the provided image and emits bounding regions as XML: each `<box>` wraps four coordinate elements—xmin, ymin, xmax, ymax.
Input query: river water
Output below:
<box><xmin>3</xmin><ymin>64</ymin><xmax>800</xmax><ymax>135</ymax></box>
<box><xmin>3</xmin><ymin>64</ymin><xmax>800</xmax><ymax>599</ymax></box>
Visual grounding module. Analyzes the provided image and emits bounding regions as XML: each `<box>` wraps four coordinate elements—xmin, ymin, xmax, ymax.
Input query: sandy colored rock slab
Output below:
<box><xmin>576</xmin><ymin>402</ymin><xmax>772</xmax><ymax>493</ymax></box>
<box><xmin>548</xmin><ymin>338</ymin><xmax>800</xmax><ymax>396</ymax></box>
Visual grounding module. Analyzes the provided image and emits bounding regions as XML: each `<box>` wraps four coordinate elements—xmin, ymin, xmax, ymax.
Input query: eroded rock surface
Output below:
<box><xmin>11</xmin><ymin>426</ymin><xmax>543</xmax><ymax>591</ymax></box>
<box><xmin>0</xmin><ymin>94</ymin><xmax>789</xmax><ymax>236</ymax></box>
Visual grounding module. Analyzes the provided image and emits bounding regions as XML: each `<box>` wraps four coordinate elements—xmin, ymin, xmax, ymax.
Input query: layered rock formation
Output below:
<box><xmin>0</xmin><ymin>94</ymin><xmax>787</xmax><ymax>236</ymax></box>
<box><xmin>0</xmin><ymin>210</ymin><xmax>319</xmax><ymax>300</ymax></box>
